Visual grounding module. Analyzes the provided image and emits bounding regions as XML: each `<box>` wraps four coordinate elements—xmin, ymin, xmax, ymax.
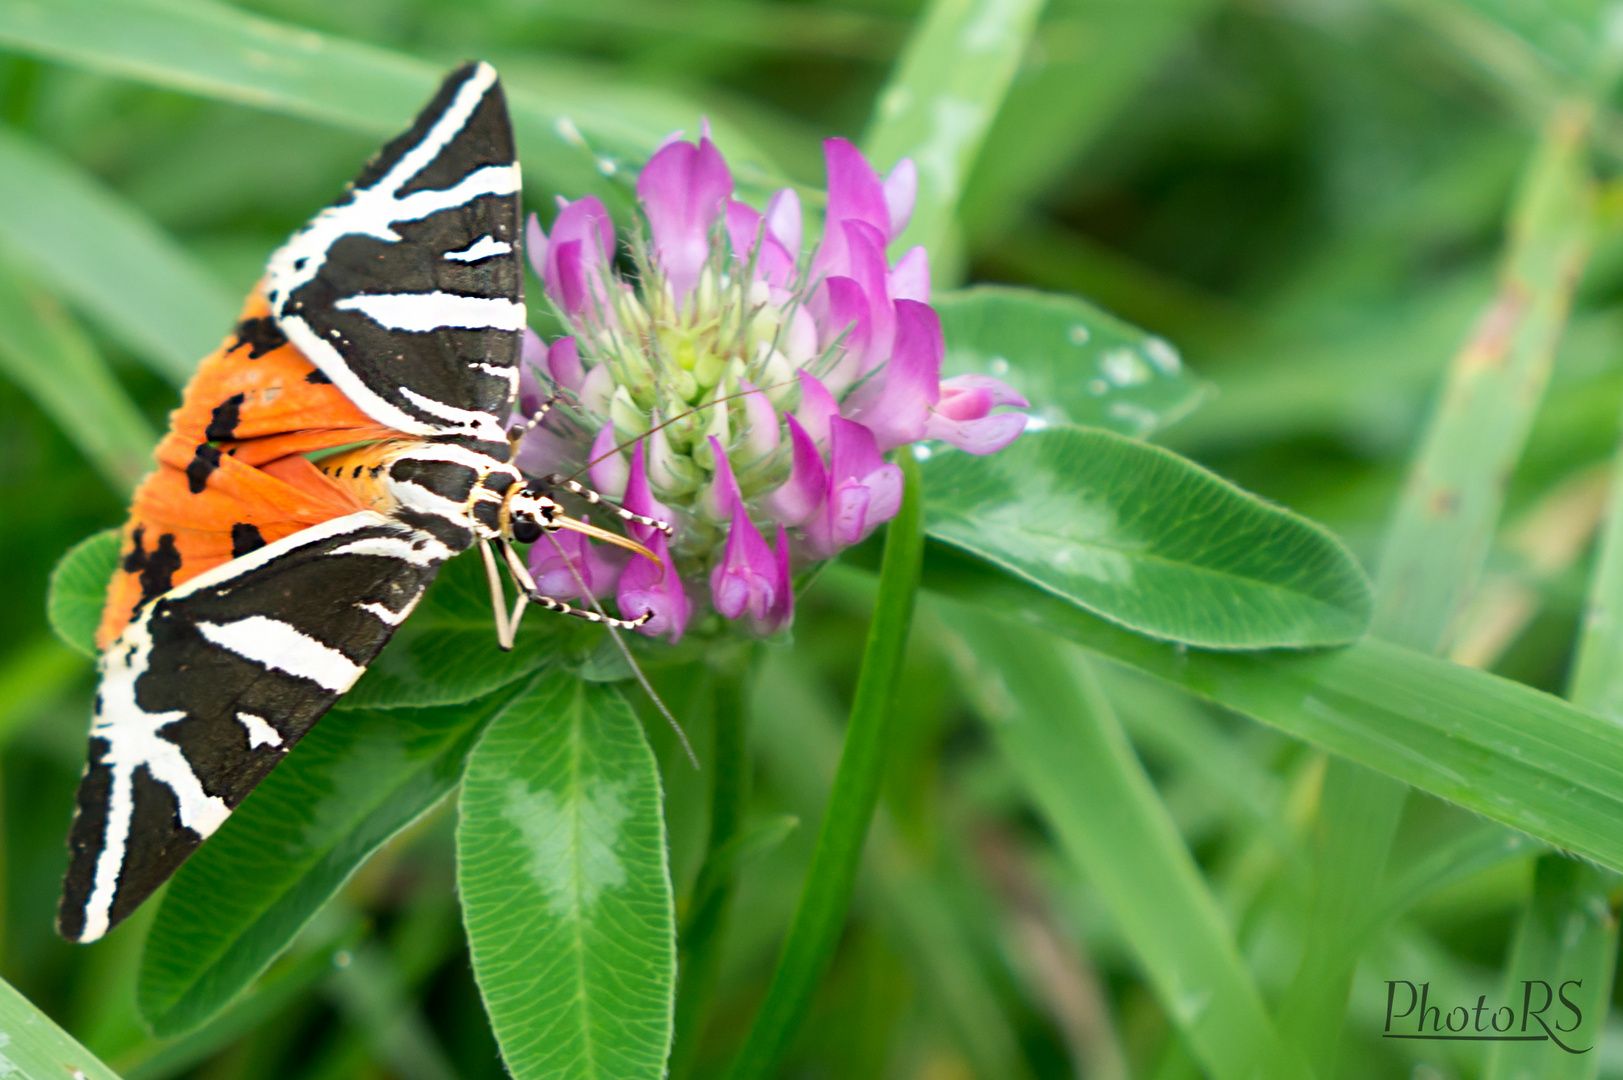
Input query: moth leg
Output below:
<box><xmin>498</xmin><ymin>540</ymin><xmax>532</xmax><ymax>636</ymax></box>
<box><xmin>541</xmin><ymin>472</ymin><xmax>674</xmax><ymax>536</ymax></box>
<box><xmin>479</xmin><ymin>539</ymin><xmax>515</xmax><ymax>651</ymax></box>
<box><xmin>503</xmin><ymin>537</ymin><xmax>649</xmax><ymax>629</ymax></box>
<box><xmin>528</xmin><ymin>592</ymin><xmax>654</xmax><ymax>630</ymax></box>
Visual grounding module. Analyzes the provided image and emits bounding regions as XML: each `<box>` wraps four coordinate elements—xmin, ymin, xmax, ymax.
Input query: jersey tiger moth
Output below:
<box><xmin>58</xmin><ymin>61</ymin><xmax>665</xmax><ymax>944</ymax></box>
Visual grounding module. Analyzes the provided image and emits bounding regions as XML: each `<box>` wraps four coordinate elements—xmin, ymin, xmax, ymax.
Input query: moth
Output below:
<box><xmin>58</xmin><ymin>62</ymin><xmax>663</xmax><ymax>943</ymax></box>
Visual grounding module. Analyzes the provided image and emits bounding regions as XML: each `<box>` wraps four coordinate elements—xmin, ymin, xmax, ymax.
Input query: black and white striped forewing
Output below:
<box><xmin>265</xmin><ymin>62</ymin><xmax>523</xmax><ymax>456</ymax></box>
<box><xmin>59</xmin><ymin>512</ymin><xmax>454</xmax><ymax>943</ymax></box>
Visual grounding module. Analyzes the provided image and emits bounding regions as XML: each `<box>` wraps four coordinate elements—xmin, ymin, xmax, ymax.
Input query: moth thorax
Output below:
<box><xmin>501</xmin><ymin>487</ymin><xmax>561</xmax><ymax>545</ymax></box>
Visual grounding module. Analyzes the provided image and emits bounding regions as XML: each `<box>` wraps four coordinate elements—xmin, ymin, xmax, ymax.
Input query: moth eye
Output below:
<box><xmin>511</xmin><ymin>519</ymin><xmax>543</xmax><ymax>544</ymax></box>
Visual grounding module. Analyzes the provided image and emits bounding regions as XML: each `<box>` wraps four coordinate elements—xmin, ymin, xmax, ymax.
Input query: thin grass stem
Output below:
<box><xmin>721</xmin><ymin>452</ymin><xmax>924</xmax><ymax>1080</ymax></box>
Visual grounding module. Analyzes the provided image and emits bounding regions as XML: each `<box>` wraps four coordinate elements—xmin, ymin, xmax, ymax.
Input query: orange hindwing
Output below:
<box><xmin>97</xmin><ymin>288</ymin><xmax>404</xmax><ymax>649</ymax></box>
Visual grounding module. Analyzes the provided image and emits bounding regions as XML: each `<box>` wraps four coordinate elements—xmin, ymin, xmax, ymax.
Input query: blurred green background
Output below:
<box><xmin>3</xmin><ymin>0</ymin><xmax>1623</xmax><ymax>1078</ymax></box>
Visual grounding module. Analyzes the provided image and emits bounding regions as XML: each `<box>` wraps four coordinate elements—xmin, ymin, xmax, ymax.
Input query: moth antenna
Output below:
<box><xmin>479</xmin><ymin>540</ymin><xmax>515</xmax><ymax>651</ymax></box>
<box><xmin>566</xmin><ymin>376</ymin><xmax>801</xmax><ymax>483</ymax></box>
<box><xmin>507</xmin><ymin>389</ymin><xmax>561</xmax><ymax>451</ymax></box>
<box><xmin>540</xmin><ymin>531</ymin><xmax>700</xmax><ymax>769</ymax></box>
<box><xmin>543</xmin><ymin>474</ymin><xmax>673</xmax><ymax>536</ymax></box>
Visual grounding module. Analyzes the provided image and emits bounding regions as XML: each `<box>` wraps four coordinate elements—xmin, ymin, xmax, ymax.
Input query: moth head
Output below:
<box><xmin>501</xmin><ymin>483</ymin><xmax>658</xmax><ymax>563</ymax></box>
<box><xmin>502</xmin><ymin>485</ymin><xmax>560</xmax><ymax>545</ymax></box>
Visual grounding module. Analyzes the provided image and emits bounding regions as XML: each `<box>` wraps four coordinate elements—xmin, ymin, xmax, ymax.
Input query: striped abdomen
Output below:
<box><xmin>315</xmin><ymin>439</ymin><xmax>521</xmax><ymax>550</ymax></box>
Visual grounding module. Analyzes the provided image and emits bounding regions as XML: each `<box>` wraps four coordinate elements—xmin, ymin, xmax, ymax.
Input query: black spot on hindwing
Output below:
<box><xmin>186</xmin><ymin>444</ymin><xmax>222</xmax><ymax>494</ymax></box>
<box><xmin>123</xmin><ymin>527</ymin><xmax>183</xmax><ymax>608</ymax></box>
<box><xmin>205</xmin><ymin>393</ymin><xmax>246</xmax><ymax>442</ymax></box>
<box><xmin>230</xmin><ymin>523</ymin><xmax>265</xmax><ymax>558</ymax></box>
<box><xmin>229</xmin><ymin>316</ymin><xmax>288</xmax><ymax>359</ymax></box>
<box><xmin>123</xmin><ymin>526</ymin><xmax>148</xmax><ymax>575</ymax></box>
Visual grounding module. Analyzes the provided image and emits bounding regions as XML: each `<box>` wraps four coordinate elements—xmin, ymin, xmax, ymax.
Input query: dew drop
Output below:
<box><xmin>1142</xmin><ymin>336</ymin><xmax>1182</xmax><ymax>375</ymax></box>
<box><xmin>1100</xmin><ymin>347</ymin><xmax>1151</xmax><ymax>386</ymax></box>
<box><xmin>554</xmin><ymin>117</ymin><xmax>586</xmax><ymax>146</ymax></box>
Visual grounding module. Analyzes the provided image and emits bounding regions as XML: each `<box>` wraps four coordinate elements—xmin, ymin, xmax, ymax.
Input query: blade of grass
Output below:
<box><xmin>913</xmin><ymin>548</ymin><xmax>1623</xmax><ymax>877</ymax></box>
<box><xmin>1279</xmin><ymin>97</ymin><xmax>1597</xmax><ymax>1078</ymax></box>
<box><xmin>1276</xmin><ymin>759</ymin><xmax>1406</xmax><ymax>1079</ymax></box>
<box><xmin>0</xmin><ymin>974</ymin><xmax>123</xmax><ymax>1080</ymax></box>
<box><xmin>505</xmin><ymin>0</ymin><xmax>906</xmax><ymax>60</ymax></box>
<box><xmin>1357</xmin><ymin>824</ymin><xmax>1535</xmax><ymax>956</ymax></box>
<box><xmin>0</xmin><ymin>260</ymin><xmax>155</xmax><ymax>494</ymax></box>
<box><xmin>1372</xmin><ymin>100</ymin><xmax>1594</xmax><ymax>654</ymax></box>
<box><xmin>948</xmin><ymin>616</ymin><xmax>1303</xmax><ymax>1080</ymax></box>
<box><xmin>0</xmin><ymin>636</ymin><xmax>86</xmax><ymax>744</ymax></box>
<box><xmin>118</xmin><ymin>924</ymin><xmax>361</xmax><ymax>1080</ymax></box>
<box><xmin>859</xmin><ymin>0</ymin><xmax>1047</xmax><ymax>270</ymax></box>
<box><xmin>886</xmin><ymin>865</ymin><xmax>1030</xmax><ymax>1080</ymax></box>
<box><xmin>960</xmin><ymin>0</ymin><xmax>1220</xmax><ymax>244</ymax></box>
<box><xmin>722</xmin><ymin>452</ymin><xmax>925</xmax><ymax>1080</ymax></box>
<box><xmin>1569</xmin><ymin>411</ymin><xmax>1623</xmax><ymax>720</ymax></box>
<box><xmin>1477</xmin><ymin>232</ymin><xmax>1623</xmax><ymax>1078</ymax></box>
<box><xmin>325</xmin><ymin>943</ymin><xmax>456</xmax><ymax>1080</ymax></box>
<box><xmin>1482</xmin><ymin>856</ymin><xmax>1616</xmax><ymax>1072</ymax></box>
<box><xmin>0</xmin><ymin>0</ymin><xmax>780</xmax><ymax>205</ymax></box>
<box><xmin>0</xmin><ymin>125</ymin><xmax>232</xmax><ymax>384</ymax></box>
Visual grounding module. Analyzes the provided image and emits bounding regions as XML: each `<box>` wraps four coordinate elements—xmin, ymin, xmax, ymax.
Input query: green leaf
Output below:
<box><xmin>0</xmin><ymin>125</ymin><xmax>233</xmax><ymax>385</ymax></box>
<box><xmin>919</xmin><ymin>551</ymin><xmax>1623</xmax><ymax>875</ymax></box>
<box><xmin>922</xmin><ymin>426</ymin><xmax>1373</xmax><ymax>649</ymax></box>
<box><xmin>0</xmin><ymin>0</ymin><xmax>780</xmax><ymax>206</ymax></box>
<box><xmin>0</xmin><ymin>974</ymin><xmax>124</xmax><ymax>1080</ymax></box>
<box><xmin>0</xmin><ymin>262</ymin><xmax>156</xmax><ymax>493</ymax></box>
<box><xmin>48</xmin><ymin>528</ymin><xmax>121</xmax><ymax>658</ymax></box>
<box><xmin>458</xmin><ymin>669</ymin><xmax>675</xmax><ymax>1080</ymax></box>
<box><xmin>343</xmin><ymin>549</ymin><xmax>575</xmax><ymax>710</ymax></box>
<box><xmin>137</xmin><ymin>685</ymin><xmax>526</xmax><ymax>1036</ymax></box>
<box><xmin>859</xmin><ymin>0</ymin><xmax>1047</xmax><ymax>261</ymax></box>
<box><xmin>936</xmin><ymin>285</ymin><xmax>1206</xmax><ymax>438</ymax></box>
<box><xmin>953</xmin><ymin>616</ymin><xmax>1302</xmax><ymax>1080</ymax></box>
